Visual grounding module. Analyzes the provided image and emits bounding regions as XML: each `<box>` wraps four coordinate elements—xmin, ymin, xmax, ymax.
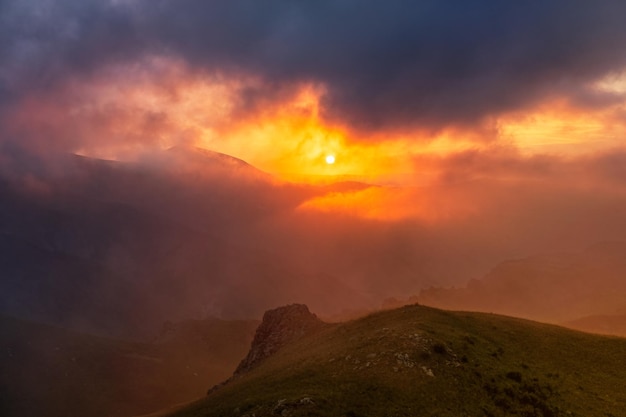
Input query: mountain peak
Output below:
<box><xmin>166</xmin><ymin>145</ymin><xmax>273</xmax><ymax>181</ymax></box>
<box><xmin>167</xmin><ymin>145</ymin><xmax>250</xmax><ymax>166</ymax></box>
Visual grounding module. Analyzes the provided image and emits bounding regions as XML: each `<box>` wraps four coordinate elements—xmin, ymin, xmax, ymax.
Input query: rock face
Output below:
<box><xmin>234</xmin><ymin>304</ymin><xmax>325</xmax><ymax>375</ymax></box>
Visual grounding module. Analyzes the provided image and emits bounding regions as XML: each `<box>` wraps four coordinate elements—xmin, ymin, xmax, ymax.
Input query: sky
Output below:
<box><xmin>2</xmin><ymin>0</ymin><xmax>626</xmax><ymax>231</ymax></box>
<box><xmin>2</xmin><ymin>0</ymin><xmax>626</xmax><ymax>179</ymax></box>
<box><xmin>2</xmin><ymin>1</ymin><xmax>626</xmax><ymax>323</ymax></box>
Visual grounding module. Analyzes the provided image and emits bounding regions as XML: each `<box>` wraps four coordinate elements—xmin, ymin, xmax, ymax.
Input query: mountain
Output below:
<box><xmin>418</xmin><ymin>242</ymin><xmax>626</xmax><ymax>334</ymax></box>
<box><xmin>0</xmin><ymin>150</ymin><xmax>352</xmax><ymax>337</ymax></box>
<box><xmin>0</xmin><ymin>315</ymin><xmax>258</xmax><ymax>417</ymax></box>
<box><xmin>7</xmin><ymin>147</ymin><xmax>624</xmax><ymax>342</ymax></box>
<box><xmin>164</xmin><ymin>146</ymin><xmax>272</xmax><ymax>180</ymax></box>
<box><xmin>563</xmin><ymin>314</ymin><xmax>626</xmax><ymax>337</ymax></box>
<box><xmin>2</xmin><ymin>147</ymin><xmax>472</xmax><ymax>338</ymax></box>
<box><xmin>165</xmin><ymin>304</ymin><xmax>625</xmax><ymax>417</ymax></box>
<box><xmin>0</xmin><ymin>232</ymin><xmax>140</xmax><ymax>335</ymax></box>
<box><xmin>3</xmin><ymin>147</ymin><xmax>542</xmax><ymax>339</ymax></box>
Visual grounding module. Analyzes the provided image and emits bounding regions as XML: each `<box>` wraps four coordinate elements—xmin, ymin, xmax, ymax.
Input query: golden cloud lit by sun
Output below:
<box><xmin>14</xmin><ymin>57</ymin><xmax>626</xmax><ymax>222</ymax></box>
<box><xmin>498</xmin><ymin>99</ymin><xmax>625</xmax><ymax>155</ymax></box>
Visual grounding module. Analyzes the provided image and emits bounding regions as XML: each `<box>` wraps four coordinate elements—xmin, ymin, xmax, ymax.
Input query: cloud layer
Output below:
<box><xmin>1</xmin><ymin>0</ymin><xmax>626</xmax><ymax>333</ymax></box>
<box><xmin>3</xmin><ymin>0</ymin><xmax>626</xmax><ymax>136</ymax></box>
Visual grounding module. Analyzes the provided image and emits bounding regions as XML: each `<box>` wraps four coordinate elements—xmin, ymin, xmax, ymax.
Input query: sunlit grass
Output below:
<box><xmin>169</xmin><ymin>305</ymin><xmax>625</xmax><ymax>417</ymax></box>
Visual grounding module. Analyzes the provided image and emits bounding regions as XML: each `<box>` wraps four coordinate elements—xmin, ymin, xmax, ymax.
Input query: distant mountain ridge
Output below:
<box><xmin>0</xmin><ymin>148</ymin><xmax>354</xmax><ymax>337</ymax></box>
<box><xmin>3</xmin><ymin>146</ymin><xmax>625</xmax><ymax>342</ymax></box>
<box><xmin>164</xmin><ymin>145</ymin><xmax>273</xmax><ymax>180</ymax></box>
<box><xmin>418</xmin><ymin>241</ymin><xmax>626</xmax><ymax>334</ymax></box>
<box><xmin>563</xmin><ymin>314</ymin><xmax>626</xmax><ymax>337</ymax></box>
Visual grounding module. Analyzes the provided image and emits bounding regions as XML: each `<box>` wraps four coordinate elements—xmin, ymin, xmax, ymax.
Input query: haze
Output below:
<box><xmin>2</xmin><ymin>0</ymin><xmax>626</xmax><ymax>337</ymax></box>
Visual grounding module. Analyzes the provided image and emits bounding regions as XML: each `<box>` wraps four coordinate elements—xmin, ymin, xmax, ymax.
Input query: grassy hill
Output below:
<box><xmin>0</xmin><ymin>316</ymin><xmax>257</xmax><ymax>417</ymax></box>
<box><xmin>167</xmin><ymin>305</ymin><xmax>625</xmax><ymax>417</ymax></box>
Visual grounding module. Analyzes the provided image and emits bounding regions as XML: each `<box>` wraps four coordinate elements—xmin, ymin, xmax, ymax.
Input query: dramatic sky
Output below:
<box><xmin>3</xmin><ymin>0</ymin><xmax>626</xmax><ymax>330</ymax></box>
<box><xmin>3</xmin><ymin>1</ymin><xmax>626</xmax><ymax>240</ymax></box>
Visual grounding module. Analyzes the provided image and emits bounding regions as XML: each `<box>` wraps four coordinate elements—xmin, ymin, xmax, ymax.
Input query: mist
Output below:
<box><xmin>0</xmin><ymin>144</ymin><xmax>625</xmax><ymax>339</ymax></box>
<box><xmin>2</xmin><ymin>3</ymin><xmax>626</xmax><ymax>415</ymax></box>
<box><xmin>0</xmin><ymin>0</ymin><xmax>625</xmax><ymax>371</ymax></box>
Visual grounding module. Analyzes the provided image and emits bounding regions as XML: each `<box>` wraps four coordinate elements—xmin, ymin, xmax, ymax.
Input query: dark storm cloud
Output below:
<box><xmin>140</xmin><ymin>0</ymin><xmax>626</xmax><ymax>131</ymax></box>
<box><xmin>3</xmin><ymin>0</ymin><xmax>626</xmax><ymax>133</ymax></box>
<box><xmin>417</xmin><ymin>147</ymin><xmax>626</xmax><ymax>189</ymax></box>
<box><xmin>0</xmin><ymin>0</ymin><xmax>140</xmax><ymax>93</ymax></box>
<box><xmin>425</xmin><ymin>149</ymin><xmax>559</xmax><ymax>183</ymax></box>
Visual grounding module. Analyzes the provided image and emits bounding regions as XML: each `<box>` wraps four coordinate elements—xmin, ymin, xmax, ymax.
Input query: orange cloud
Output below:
<box><xmin>6</xmin><ymin>57</ymin><xmax>626</xmax><ymax>198</ymax></box>
<box><xmin>298</xmin><ymin>183</ymin><xmax>485</xmax><ymax>222</ymax></box>
<box><xmin>207</xmin><ymin>84</ymin><xmax>423</xmax><ymax>184</ymax></box>
<box><xmin>2</xmin><ymin>59</ymin><xmax>418</xmax><ymax>184</ymax></box>
<box><xmin>499</xmin><ymin>97</ymin><xmax>626</xmax><ymax>155</ymax></box>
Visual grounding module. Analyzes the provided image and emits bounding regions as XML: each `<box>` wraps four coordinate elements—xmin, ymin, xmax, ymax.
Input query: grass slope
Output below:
<box><xmin>169</xmin><ymin>305</ymin><xmax>625</xmax><ymax>417</ymax></box>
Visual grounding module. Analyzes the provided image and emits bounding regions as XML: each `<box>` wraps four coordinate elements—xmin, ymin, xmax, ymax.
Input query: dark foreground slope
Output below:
<box><xmin>0</xmin><ymin>316</ymin><xmax>257</xmax><ymax>417</ymax></box>
<box><xmin>168</xmin><ymin>305</ymin><xmax>625</xmax><ymax>417</ymax></box>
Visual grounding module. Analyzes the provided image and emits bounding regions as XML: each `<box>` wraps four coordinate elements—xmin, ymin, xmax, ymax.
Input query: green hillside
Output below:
<box><xmin>168</xmin><ymin>305</ymin><xmax>625</xmax><ymax>417</ymax></box>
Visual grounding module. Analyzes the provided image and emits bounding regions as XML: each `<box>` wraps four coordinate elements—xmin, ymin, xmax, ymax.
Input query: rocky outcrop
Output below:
<box><xmin>234</xmin><ymin>304</ymin><xmax>326</xmax><ymax>375</ymax></box>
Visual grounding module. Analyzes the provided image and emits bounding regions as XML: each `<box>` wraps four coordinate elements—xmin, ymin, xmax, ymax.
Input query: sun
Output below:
<box><xmin>325</xmin><ymin>154</ymin><xmax>336</xmax><ymax>165</ymax></box>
